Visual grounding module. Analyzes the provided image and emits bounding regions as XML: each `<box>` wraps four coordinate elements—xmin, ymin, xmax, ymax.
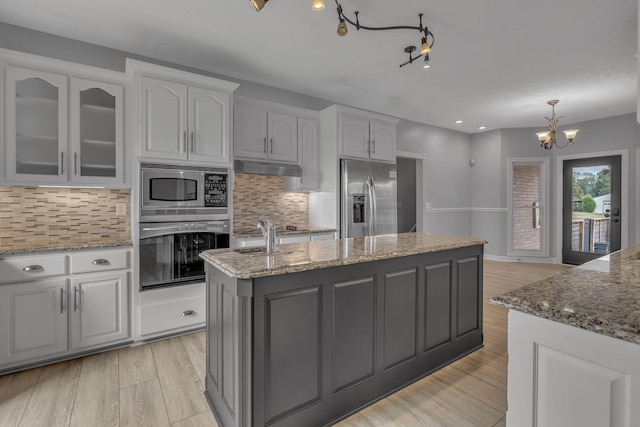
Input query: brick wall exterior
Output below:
<box><xmin>512</xmin><ymin>165</ymin><xmax>541</xmax><ymax>250</ymax></box>
<box><xmin>232</xmin><ymin>173</ymin><xmax>309</xmax><ymax>234</ymax></box>
<box><xmin>0</xmin><ymin>186</ymin><xmax>131</xmax><ymax>252</ymax></box>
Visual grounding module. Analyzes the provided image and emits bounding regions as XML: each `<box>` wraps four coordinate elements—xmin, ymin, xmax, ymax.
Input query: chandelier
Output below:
<box><xmin>535</xmin><ymin>100</ymin><xmax>579</xmax><ymax>150</ymax></box>
<box><xmin>251</xmin><ymin>0</ymin><xmax>435</xmax><ymax>68</ymax></box>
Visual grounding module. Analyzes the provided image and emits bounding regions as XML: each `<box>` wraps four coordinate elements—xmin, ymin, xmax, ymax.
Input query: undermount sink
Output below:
<box><xmin>233</xmin><ymin>247</ymin><xmax>291</xmax><ymax>256</ymax></box>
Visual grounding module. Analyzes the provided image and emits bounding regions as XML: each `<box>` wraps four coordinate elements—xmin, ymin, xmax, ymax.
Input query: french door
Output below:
<box><xmin>562</xmin><ymin>156</ymin><xmax>621</xmax><ymax>265</ymax></box>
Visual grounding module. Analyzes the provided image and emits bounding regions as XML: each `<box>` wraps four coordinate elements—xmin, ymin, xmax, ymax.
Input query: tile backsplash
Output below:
<box><xmin>0</xmin><ymin>186</ymin><xmax>131</xmax><ymax>252</ymax></box>
<box><xmin>233</xmin><ymin>173</ymin><xmax>308</xmax><ymax>233</ymax></box>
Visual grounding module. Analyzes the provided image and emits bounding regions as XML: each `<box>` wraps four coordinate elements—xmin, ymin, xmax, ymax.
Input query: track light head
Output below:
<box><xmin>251</xmin><ymin>0</ymin><xmax>268</xmax><ymax>11</ymax></box>
<box><xmin>420</xmin><ymin>36</ymin><xmax>431</xmax><ymax>55</ymax></box>
<box><xmin>337</xmin><ymin>19</ymin><xmax>348</xmax><ymax>36</ymax></box>
<box><xmin>312</xmin><ymin>0</ymin><xmax>325</xmax><ymax>11</ymax></box>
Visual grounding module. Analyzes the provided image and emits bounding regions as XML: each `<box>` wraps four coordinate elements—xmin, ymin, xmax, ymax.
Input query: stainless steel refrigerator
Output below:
<box><xmin>340</xmin><ymin>158</ymin><xmax>398</xmax><ymax>238</ymax></box>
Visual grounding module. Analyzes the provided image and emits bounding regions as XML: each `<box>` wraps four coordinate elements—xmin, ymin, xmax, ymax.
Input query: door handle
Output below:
<box><xmin>263</xmin><ymin>137</ymin><xmax>267</xmax><ymax>153</ymax></box>
<box><xmin>60</xmin><ymin>152</ymin><xmax>65</xmax><ymax>175</ymax></box>
<box><xmin>190</xmin><ymin>132</ymin><xmax>194</xmax><ymax>153</ymax></box>
<box><xmin>74</xmin><ymin>152</ymin><xmax>78</xmax><ymax>175</ymax></box>
<box><xmin>74</xmin><ymin>286</ymin><xmax>79</xmax><ymax>311</ymax></box>
<box><xmin>92</xmin><ymin>259</ymin><xmax>111</xmax><ymax>266</ymax></box>
<box><xmin>183</xmin><ymin>131</ymin><xmax>187</xmax><ymax>153</ymax></box>
<box><xmin>22</xmin><ymin>265</ymin><xmax>44</xmax><ymax>273</ymax></box>
<box><xmin>60</xmin><ymin>287</ymin><xmax>65</xmax><ymax>314</ymax></box>
<box><xmin>182</xmin><ymin>310</ymin><xmax>196</xmax><ymax>316</ymax></box>
<box><xmin>270</xmin><ymin>138</ymin><xmax>273</xmax><ymax>154</ymax></box>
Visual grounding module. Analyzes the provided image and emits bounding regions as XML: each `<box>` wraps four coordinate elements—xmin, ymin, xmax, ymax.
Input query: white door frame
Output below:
<box><xmin>507</xmin><ymin>157</ymin><xmax>551</xmax><ymax>258</ymax></box>
<box><xmin>396</xmin><ymin>150</ymin><xmax>427</xmax><ymax>233</ymax></box>
<box><xmin>554</xmin><ymin>149</ymin><xmax>629</xmax><ymax>264</ymax></box>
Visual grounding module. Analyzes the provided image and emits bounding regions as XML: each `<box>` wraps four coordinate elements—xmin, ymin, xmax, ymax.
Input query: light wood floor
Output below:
<box><xmin>0</xmin><ymin>260</ymin><xmax>571</xmax><ymax>427</ymax></box>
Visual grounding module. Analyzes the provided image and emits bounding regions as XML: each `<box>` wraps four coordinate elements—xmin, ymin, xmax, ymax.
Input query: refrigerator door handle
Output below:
<box><xmin>369</xmin><ymin>175</ymin><xmax>378</xmax><ymax>235</ymax></box>
<box><xmin>365</xmin><ymin>177</ymin><xmax>372</xmax><ymax>236</ymax></box>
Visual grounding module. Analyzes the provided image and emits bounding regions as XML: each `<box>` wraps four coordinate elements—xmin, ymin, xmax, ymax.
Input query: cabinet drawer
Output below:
<box><xmin>71</xmin><ymin>248</ymin><xmax>129</xmax><ymax>274</ymax></box>
<box><xmin>139</xmin><ymin>296</ymin><xmax>205</xmax><ymax>337</ymax></box>
<box><xmin>0</xmin><ymin>254</ymin><xmax>68</xmax><ymax>283</ymax></box>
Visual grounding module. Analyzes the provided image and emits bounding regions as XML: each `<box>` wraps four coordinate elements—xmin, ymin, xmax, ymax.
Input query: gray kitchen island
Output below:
<box><xmin>200</xmin><ymin>232</ymin><xmax>486</xmax><ymax>427</ymax></box>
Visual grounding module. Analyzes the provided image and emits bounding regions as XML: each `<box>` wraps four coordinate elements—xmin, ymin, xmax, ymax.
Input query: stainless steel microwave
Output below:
<box><xmin>140</xmin><ymin>163</ymin><xmax>229</xmax><ymax>222</ymax></box>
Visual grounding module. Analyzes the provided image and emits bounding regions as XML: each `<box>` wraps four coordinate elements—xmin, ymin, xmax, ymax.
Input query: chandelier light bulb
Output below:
<box><xmin>563</xmin><ymin>129</ymin><xmax>579</xmax><ymax>142</ymax></box>
<box><xmin>312</xmin><ymin>0</ymin><xmax>325</xmax><ymax>11</ymax></box>
<box><xmin>251</xmin><ymin>0</ymin><xmax>268</xmax><ymax>12</ymax></box>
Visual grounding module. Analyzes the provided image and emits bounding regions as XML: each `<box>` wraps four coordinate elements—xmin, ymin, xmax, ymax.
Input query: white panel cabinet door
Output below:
<box><xmin>369</xmin><ymin>120</ymin><xmax>396</xmax><ymax>162</ymax></box>
<box><xmin>188</xmin><ymin>86</ymin><xmax>230</xmax><ymax>164</ymax></box>
<box><xmin>234</xmin><ymin>103</ymin><xmax>268</xmax><ymax>160</ymax></box>
<box><xmin>4</xmin><ymin>66</ymin><xmax>69</xmax><ymax>184</ymax></box>
<box><xmin>69</xmin><ymin>271</ymin><xmax>129</xmax><ymax>350</ymax></box>
<box><xmin>338</xmin><ymin>114</ymin><xmax>370</xmax><ymax>160</ymax></box>
<box><xmin>69</xmin><ymin>77</ymin><xmax>124</xmax><ymax>185</ymax></box>
<box><xmin>268</xmin><ymin>112</ymin><xmax>298</xmax><ymax>163</ymax></box>
<box><xmin>139</xmin><ymin>76</ymin><xmax>188</xmax><ymax>160</ymax></box>
<box><xmin>0</xmin><ymin>279</ymin><xmax>68</xmax><ymax>364</ymax></box>
<box><xmin>296</xmin><ymin>118</ymin><xmax>319</xmax><ymax>191</ymax></box>
<box><xmin>507</xmin><ymin>310</ymin><xmax>640</xmax><ymax>427</ymax></box>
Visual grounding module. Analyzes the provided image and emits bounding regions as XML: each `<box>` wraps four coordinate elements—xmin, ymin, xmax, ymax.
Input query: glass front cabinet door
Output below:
<box><xmin>4</xmin><ymin>65</ymin><xmax>124</xmax><ymax>186</ymax></box>
<box><xmin>70</xmin><ymin>78</ymin><xmax>123</xmax><ymax>184</ymax></box>
<box><xmin>5</xmin><ymin>66</ymin><xmax>69</xmax><ymax>184</ymax></box>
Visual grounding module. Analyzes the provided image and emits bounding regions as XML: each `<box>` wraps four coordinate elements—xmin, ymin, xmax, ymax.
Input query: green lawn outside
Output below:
<box><xmin>572</xmin><ymin>211</ymin><xmax>608</xmax><ymax>220</ymax></box>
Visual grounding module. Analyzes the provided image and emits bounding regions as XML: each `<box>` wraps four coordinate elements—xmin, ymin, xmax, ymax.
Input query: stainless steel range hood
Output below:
<box><xmin>234</xmin><ymin>160</ymin><xmax>302</xmax><ymax>177</ymax></box>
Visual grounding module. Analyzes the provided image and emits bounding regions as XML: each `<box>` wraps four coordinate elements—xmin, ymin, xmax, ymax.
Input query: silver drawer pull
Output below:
<box><xmin>91</xmin><ymin>259</ymin><xmax>111</xmax><ymax>266</ymax></box>
<box><xmin>182</xmin><ymin>310</ymin><xmax>196</xmax><ymax>317</ymax></box>
<box><xmin>23</xmin><ymin>265</ymin><xmax>44</xmax><ymax>273</ymax></box>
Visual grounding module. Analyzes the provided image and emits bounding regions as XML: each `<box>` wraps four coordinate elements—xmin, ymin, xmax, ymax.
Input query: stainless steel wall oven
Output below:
<box><xmin>139</xmin><ymin>221</ymin><xmax>229</xmax><ymax>290</ymax></box>
<box><xmin>139</xmin><ymin>163</ymin><xmax>230</xmax><ymax>290</ymax></box>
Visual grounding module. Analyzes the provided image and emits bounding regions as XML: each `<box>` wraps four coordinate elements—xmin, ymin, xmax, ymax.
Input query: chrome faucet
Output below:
<box><xmin>257</xmin><ymin>219</ymin><xmax>277</xmax><ymax>254</ymax></box>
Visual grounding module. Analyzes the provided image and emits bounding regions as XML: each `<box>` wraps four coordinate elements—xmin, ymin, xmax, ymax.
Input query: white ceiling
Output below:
<box><xmin>0</xmin><ymin>0</ymin><xmax>637</xmax><ymax>133</ymax></box>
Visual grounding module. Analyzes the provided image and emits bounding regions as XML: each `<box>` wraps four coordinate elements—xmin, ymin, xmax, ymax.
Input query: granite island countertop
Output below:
<box><xmin>232</xmin><ymin>225</ymin><xmax>337</xmax><ymax>239</ymax></box>
<box><xmin>201</xmin><ymin>232</ymin><xmax>486</xmax><ymax>279</ymax></box>
<box><xmin>490</xmin><ymin>244</ymin><xmax>640</xmax><ymax>345</ymax></box>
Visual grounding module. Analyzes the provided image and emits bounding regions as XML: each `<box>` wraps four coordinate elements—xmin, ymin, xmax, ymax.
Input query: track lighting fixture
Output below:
<box><xmin>327</xmin><ymin>1</ymin><xmax>435</xmax><ymax>68</ymax></box>
<box><xmin>312</xmin><ymin>0</ymin><xmax>325</xmax><ymax>11</ymax></box>
<box><xmin>250</xmin><ymin>0</ymin><xmax>268</xmax><ymax>12</ymax></box>
<box><xmin>535</xmin><ymin>100</ymin><xmax>579</xmax><ymax>149</ymax></box>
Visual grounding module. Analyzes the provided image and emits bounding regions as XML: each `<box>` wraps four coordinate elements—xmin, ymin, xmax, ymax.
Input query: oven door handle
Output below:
<box><xmin>139</xmin><ymin>223</ymin><xmax>229</xmax><ymax>239</ymax></box>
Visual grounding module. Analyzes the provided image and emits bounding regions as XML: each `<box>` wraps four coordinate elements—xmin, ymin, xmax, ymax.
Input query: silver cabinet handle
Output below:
<box><xmin>74</xmin><ymin>286</ymin><xmax>79</xmax><ymax>311</ymax></box>
<box><xmin>263</xmin><ymin>137</ymin><xmax>267</xmax><ymax>153</ymax></box>
<box><xmin>74</xmin><ymin>152</ymin><xmax>78</xmax><ymax>175</ymax></box>
<box><xmin>183</xmin><ymin>131</ymin><xmax>187</xmax><ymax>153</ymax></box>
<box><xmin>371</xmin><ymin>140</ymin><xmax>376</xmax><ymax>154</ymax></box>
<box><xmin>92</xmin><ymin>259</ymin><xmax>111</xmax><ymax>265</ymax></box>
<box><xmin>190</xmin><ymin>131</ymin><xmax>194</xmax><ymax>153</ymax></box>
<box><xmin>60</xmin><ymin>287</ymin><xmax>65</xmax><ymax>314</ymax></box>
<box><xmin>22</xmin><ymin>265</ymin><xmax>44</xmax><ymax>273</ymax></box>
<box><xmin>270</xmin><ymin>138</ymin><xmax>273</xmax><ymax>154</ymax></box>
<box><xmin>182</xmin><ymin>310</ymin><xmax>196</xmax><ymax>317</ymax></box>
<box><xmin>60</xmin><ymin>152</ymin><xmax>65</xmax><ymax>175</ymax></box>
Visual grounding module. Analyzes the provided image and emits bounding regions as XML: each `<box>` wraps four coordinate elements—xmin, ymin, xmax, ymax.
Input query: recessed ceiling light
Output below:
<box><xmin>455</xmin><ymin>120</ymin><xmax>463</xmax><ymax>124</ymax></box>
<box><xmin>478</xmin><ymin>126</ymin><xmax>486</xmax><ymax>130</ymax></box>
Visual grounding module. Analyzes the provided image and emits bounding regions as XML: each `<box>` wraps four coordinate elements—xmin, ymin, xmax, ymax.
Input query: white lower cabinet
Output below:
<box><xmin>0</xmin><ymin>279</ymin><xmax>68</xmax><ymax>364</ymax></box>
<box><xmin>0</xmin><ymin>247</ymin><xmax>132</xmax><ymax>372</ymax></box>
<box><xmin>70</xmin><ymin>271</ymin><xmax>129</xmax><ymax>350</ymax></box>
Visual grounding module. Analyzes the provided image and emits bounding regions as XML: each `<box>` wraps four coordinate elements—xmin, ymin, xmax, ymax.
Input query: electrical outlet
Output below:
<box><xmin>299</xmin><ymin>203</ymin><xmax>307</xmax><ymax>212</ymax></box>
<box><xmin>116</xmin><ymin>203</ymin><xmax>127</xmax><ymax>216</ymax></box>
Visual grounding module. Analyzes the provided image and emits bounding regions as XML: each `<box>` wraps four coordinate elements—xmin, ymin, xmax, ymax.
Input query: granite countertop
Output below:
<box><xmin>201</xmin><ymin>232</ymin><xmax>486</xmax><ymax>279</ymax></box>
<box><xmin>0</xmin><ymin>240</ymin><xmax>133</xmax><ymax>257</ymax></box>
<box><xmin>233</xmin><ymin>226</ymin><xmax>337</xmax><ymax>239</ymax></box>
<box><xmin>490</xmin><ymin>244</ymin><xmax>640</xmax><ymax>345</ymax></box>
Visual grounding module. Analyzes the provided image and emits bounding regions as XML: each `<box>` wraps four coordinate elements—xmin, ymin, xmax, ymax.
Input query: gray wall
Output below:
<box><xmin>396</xmin><ymin>121</ymin><xmax>472</xmax><ymax>236</ymax></box>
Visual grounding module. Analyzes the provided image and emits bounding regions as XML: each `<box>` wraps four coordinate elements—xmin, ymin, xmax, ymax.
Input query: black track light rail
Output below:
<box><xmin>334</xmin><ymin>0</ymin><xmax>435</xmax><ymax>68</ymax></box>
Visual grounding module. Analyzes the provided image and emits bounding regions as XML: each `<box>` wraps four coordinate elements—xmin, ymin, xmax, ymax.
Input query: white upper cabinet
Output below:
<box><xmin>1</xmin><ymin>50</ymin><xmax>127</xmax><ymax>187</ymax></box>
<box><xmin>130</xmin><ymin>60</ymin><xmax>238</xmax><ymax>167</ymax></box>
<box><xmin>234</xmin><ymin>100</ymin><xmax>298</xmax><ymax>164</ymax></box>
<box><xmin>336</xmin><ymin>106</ymin><xmax>400</xmax><ymax>163</ymax></box>
<box><xmin>285</xmin><ymin>117</ymin><xmax>319</xmax><ymax>192</ymax></box>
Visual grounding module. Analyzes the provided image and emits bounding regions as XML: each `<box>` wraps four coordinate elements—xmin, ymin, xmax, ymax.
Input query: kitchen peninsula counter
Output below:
<box><xmin>201</xmin><ymin>232</ymin><xmax>486</xmax><ymax>427</ymax></box>
<box><xmin>490</xmin><ymin>245</ymin><xmax>640</xmax><ymax>425</ymax></box>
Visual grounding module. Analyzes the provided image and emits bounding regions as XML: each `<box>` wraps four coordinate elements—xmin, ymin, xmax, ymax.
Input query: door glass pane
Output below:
<box><xmin>79</xmin><ymin>88</ymin><xmax>116</xmax><ymax>177</ymax></box>
<box><xmin>15</xmin><ymin>78</ymin><xmax>59</xmax><ymax>175</ymax></box>
<box><xmin>570</xmin><ymin>164</ymin><xmax>611</xmax><ymax>254</ymax></box>
<box><xmin>512</xmin><ymin>164</ymin><xmax>541</xmax><ymax>251</ymax></box>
